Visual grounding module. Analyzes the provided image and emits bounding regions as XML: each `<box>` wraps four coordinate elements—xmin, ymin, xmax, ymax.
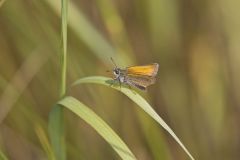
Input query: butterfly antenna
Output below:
<box><xmin>110</xmin><ymin>57</ymin><xmax>117</xmax><ymax>68</ymax></box>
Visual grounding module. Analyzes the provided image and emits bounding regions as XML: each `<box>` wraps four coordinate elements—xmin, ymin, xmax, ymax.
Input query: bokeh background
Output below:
<box><xmin>0</xmin><ymin>0</ymin><xmax>240</xmax><ymax>159</ymax></box>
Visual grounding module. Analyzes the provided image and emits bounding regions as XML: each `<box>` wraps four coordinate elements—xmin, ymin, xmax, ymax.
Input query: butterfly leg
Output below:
<box><xmin>118</xmin><ymin>79</ymin><xmax>122</xmax><ymax>89</ymax></box>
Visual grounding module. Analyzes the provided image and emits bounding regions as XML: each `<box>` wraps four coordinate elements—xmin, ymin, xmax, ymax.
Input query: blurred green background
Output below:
<box><xmin>0</xmin><ymin>0</ymin><xmax>240</xmax><ymax>159</ymax></box>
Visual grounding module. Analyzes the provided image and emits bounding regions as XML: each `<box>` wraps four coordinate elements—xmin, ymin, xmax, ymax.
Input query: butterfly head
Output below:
<box><xmin>113</xmin><ymin>68</ymin><xmax>121</xmax><ymax>77</ymax></box>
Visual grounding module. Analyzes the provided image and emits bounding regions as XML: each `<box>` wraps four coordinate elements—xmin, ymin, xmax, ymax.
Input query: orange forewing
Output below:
<box><xmin>126</xmin><ymin>63</ymin><xmax>159</xmax><ymax>77</ymax></box>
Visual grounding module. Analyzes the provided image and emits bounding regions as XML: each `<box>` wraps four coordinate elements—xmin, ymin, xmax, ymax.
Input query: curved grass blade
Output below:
<box><xmin>72</xmin><ymin>76</ymin><xmax>195</xmax><ymax>160</ymax></box>
<box><xmin>55</xmin><ymin>96</ymin><xmax>137</xmax><ymax>160</ymax></box>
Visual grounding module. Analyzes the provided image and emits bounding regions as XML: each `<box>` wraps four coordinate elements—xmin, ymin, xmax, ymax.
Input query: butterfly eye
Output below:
<box><xmin>114</xmin><ymin>70</ymin><xmax>119</xmax><ymax>75</ymax></box>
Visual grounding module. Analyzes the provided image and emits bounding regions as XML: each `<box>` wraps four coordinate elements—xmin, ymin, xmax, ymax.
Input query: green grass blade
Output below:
<box><xmin>48</xmin><ymin>0</ymin><xmax>68</xmax><ymax>159</ymax></box>
<box><xmin>60</xmin><ymin>0</ymin><xmax>68</xmax><ymax>97</ymax></box>
<box><xmin>72</xmin><ymin>76</ymin><xmax>195</xmax><ymax>160</ymax></box>
<box><xmin>49</xmin><ymin>106</ymin><xmax>65</xmax><ymax>160</ymax></box>
<box><xmin>56</xmin><ymin>96</ymin><xmax>137</xmax><ymax>160</ymax></box>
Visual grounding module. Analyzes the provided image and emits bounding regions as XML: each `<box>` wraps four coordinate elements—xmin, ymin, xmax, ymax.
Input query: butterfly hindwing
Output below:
<box><xmin>125</xmin><ymin>75</ymin><xmax>156</xmax><ymax>90</ymax></box>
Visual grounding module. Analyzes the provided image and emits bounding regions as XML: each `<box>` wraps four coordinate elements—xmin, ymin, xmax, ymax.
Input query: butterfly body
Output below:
<box><xmin>112</xmin><ymin>63</ymin><xmax>159</xmax><ymax>90</ymax></box>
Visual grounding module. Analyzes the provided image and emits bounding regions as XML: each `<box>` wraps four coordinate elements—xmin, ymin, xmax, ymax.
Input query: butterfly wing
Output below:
<box><xmin>125</xmin><ymin>63</ymin><xmax>159</xmax><ymax>90</ymax></box>
<box><xmin>125</xmin><ymin>75</ymin><xmax>156</xmax><ymax>90</ymax></box>
<box><xmin>126</xmin><ymin>63</ymin><xmax>159</xmax><ymax>77</ymax></box>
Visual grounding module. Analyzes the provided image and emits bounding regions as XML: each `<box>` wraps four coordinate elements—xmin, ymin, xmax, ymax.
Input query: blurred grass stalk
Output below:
<box><xmin>96</xmin><ymin>0</ymin><xmax>135</xmax><ymax>65</ymax></box>
<box><xmin>0</xmin><ymin>48</ymin><xmax>50</xmax><ymax>123</ymax></box>
<box><xmin>48</xmin><ymin>0</ymin><xmax>68</xmax><ymax>160</ymax></box>
<box><xmin>46</xmin><ymin>0</ymin><xmax>118</xmax><ymax>66</ymax></box>
<box><xmin>0</xmin><ymin>150</ymin><xmax>8</xmax><ymax>160</ymax></box>
<box><xmin>35</xmin><ymin>124</ymin><xmax>55</xmax><ymax>160</ymax></box>
<box><xmin>0</xmin><ymin>0</ymin><xmax>6</xmax><ymax>8</ymax></box>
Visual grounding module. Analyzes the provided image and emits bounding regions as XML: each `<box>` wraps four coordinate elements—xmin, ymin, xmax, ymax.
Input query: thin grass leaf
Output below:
<box><xmin>48</xmin><ymin>0</ymin><xmax>68</xmax><ymax>160</ymax></box>
<box><xmin>56</xmin><ymin>96</ymin><xmax>137</xmax><ymax>160</ymax></box>
<box><xmin>72</xmin><ymin>76</ymin><xmax>195</xmax><ymax>160</ymax></box>
<box><xmin>35</xmin><ymin>124</ymin><xmax>55</xmax><ymax>160</ymax></box>
<box><xmin>49</xmin><ymin>106</ymin><xmax>65</xmax><ymax>160</ymax></box>
<box><xmin>60</xmin><ymin>0</ymin><xmax>68</xmax><ymax>97</ymax></box>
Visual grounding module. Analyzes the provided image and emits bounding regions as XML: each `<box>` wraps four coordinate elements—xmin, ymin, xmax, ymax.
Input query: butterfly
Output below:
<box><xmin>111</xmin><ymin>58</ymin><xmax>159</xmax><ymax>91</ymax></box>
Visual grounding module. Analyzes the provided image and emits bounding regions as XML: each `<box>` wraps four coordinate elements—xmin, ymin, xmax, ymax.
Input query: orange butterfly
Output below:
<box><xmin>111</xmin><ymin>58</ymin><xmax>159</xmax><ymax>90</ymax></box>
